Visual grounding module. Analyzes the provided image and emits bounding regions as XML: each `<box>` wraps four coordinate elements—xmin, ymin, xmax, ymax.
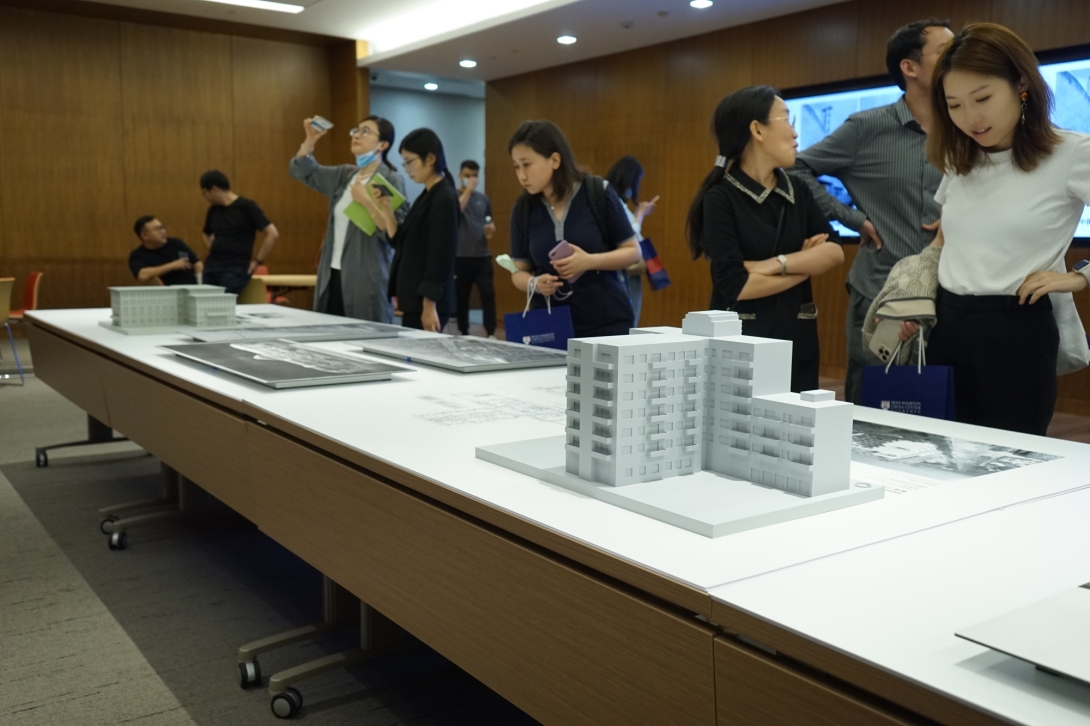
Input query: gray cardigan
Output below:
<box><xmin>289</xmin><ymin>155</ymin><xmax>409</xmax><ymax>323</ymax></box>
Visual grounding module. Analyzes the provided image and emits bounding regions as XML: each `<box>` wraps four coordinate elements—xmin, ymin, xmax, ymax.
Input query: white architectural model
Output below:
<box><xmin>565</xmin><ymin>311</ymin><xmax>852</xmax><ymax>496</ymax></box>
<box><xmin>108</xmin><ymin>285</ymin><xmax>237</xmax><ymax>329</ymax></box>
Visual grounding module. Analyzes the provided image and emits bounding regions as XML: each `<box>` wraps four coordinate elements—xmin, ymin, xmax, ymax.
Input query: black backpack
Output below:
<box><xmin>513</xmin><ymin>175</ymin><xmax>612</xmax><ymax>257</ymax></box>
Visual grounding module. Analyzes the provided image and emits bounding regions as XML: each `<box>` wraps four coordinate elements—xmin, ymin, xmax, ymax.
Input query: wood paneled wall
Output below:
<box><xmin>0</xmin><ymin>3</ymin><xmax>360</xmax><ymax>311</ymax></box>
<box><xmin>485</xmin><ymin>0</ymin><xmax>1090</xmax><ymax>411</ymax></box>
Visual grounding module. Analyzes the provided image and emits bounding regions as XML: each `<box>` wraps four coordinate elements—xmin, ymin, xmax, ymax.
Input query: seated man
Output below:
<box><xmin>129</xmin><ymin>215</ymin><xmax>202</xmax><ymax>285</ymax></box>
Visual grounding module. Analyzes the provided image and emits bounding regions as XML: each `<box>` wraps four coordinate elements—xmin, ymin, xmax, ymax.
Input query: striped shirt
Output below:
<box><xmin>787</xmin><ymin>96</ymin><xmax>942</xmax><ymax>301</ymax></box>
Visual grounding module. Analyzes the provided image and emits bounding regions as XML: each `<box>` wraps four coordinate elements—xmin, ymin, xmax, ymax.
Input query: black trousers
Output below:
<box><xmin>454</xmin><ymin>256</ymin><xmax>496</xmax><ymax>335</ymax></box>
<box><xmin>927</xmin><ymin>288</ymin><xmax>1058</xmax><ymax>435</ymax></box>
<box><xmin>322</xmin><ymin>269</ymin><xmax>346</xmax><ymax>317</ymax></box>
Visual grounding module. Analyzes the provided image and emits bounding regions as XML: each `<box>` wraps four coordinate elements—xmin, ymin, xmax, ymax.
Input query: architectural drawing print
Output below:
<box><xmin>564</xmin><ymin>311</ymin><xmax>852</xmax><ymax>496</ymax></box>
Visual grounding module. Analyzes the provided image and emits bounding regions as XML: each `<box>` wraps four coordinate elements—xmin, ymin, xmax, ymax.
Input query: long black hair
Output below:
<box><xmin>604</xmin><ymin>156</ymin><xmax>643</xmax><ymax>204</ymax></box>
<box><xmin>363</xmin><ymin>115</ymin><xmax>396</xmax><ymax>170</ymax></box>
<box><xmin>685</xmin><ymin>85</ymin><xmax>779</xmax><ymax>259</ymax></box>
<box><xmin>399</xmin><ymin>128</ymin><xmax>454</xmax><ymax>185</ymax></box>
<box><xmin>507</xmin><ymin>120</ymin><xmax>584</xmax><ymax>202</ymax></box>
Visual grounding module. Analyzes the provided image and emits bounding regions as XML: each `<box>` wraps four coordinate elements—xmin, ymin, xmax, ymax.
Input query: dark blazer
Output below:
<box><xmin>388</xmin><ymin>177</ymin><xmax>460</xmax><ymax>315</ymax></box>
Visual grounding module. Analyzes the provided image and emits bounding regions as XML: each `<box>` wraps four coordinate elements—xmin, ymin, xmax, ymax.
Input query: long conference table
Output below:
<box><xmin>25</xmin><ymin>305</ymin><xmax>1090</xmax><ymax>725</ymax></box>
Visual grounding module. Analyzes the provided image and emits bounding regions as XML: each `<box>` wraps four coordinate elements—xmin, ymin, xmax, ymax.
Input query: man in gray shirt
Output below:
<box><xmin>454</xmin><ymin>160</ymin><xmax>497</xmax><ymax>337</ymax></box>
<box><xmin>788</xmin><ymin>18</ymin><xmax>954</xmax><ymax>403</ymax></box>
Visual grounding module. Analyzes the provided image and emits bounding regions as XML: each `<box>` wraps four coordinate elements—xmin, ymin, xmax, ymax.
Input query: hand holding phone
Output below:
<box><xmin>309</xmin><ymin>115</ymin><xmax>334</xmax><ymax>132</ymax></box>
<box><xmin>549</xmin><ymin>240</ymin><xmax>585</xmax><ymax>283</ymax></box>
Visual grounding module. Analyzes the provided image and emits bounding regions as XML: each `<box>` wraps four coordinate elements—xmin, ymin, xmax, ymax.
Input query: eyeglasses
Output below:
<box><xmin>768</xmin><ymin>114</ymin><xmax>797</xmax><ymax>129</ymax></box>
<box><xmin>349</xmin><ymin>126</ymin><xmax>379</xmax><ymax>138</ymax></box>
<box><xmin>402</xmin><ymin>155</ymin><xmax>422</xmax><ymax>167</ymax></box>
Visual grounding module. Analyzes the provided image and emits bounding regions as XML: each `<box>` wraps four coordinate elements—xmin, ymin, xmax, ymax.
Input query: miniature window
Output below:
<box><xmin>639</xmin><ymin>466</ymin><xmax>647</xmax><ymax>475</ymax></box>
<box><xmin>639</xmin><ymin>354</ymin><xmax>647</xmax><ymax>363</ymax></box>
<box><xmin>709</xmin><ymin>349</ymin><xmax>717</xmax><ymax>358</ymax></box>
<box><xmin>623</xmin><ymin>356</ymin><xmax>634</xmax><ymax>364</ymax></box>
<box><xmin>638</xmin><ymin>408</ymin><xmax>646</xmax><ymax>416</ymax></box>
<box><xmin>625</xmin><ymin>468</ymin><xmax>633</xmax><ymax>477</ymax></box>
<box><xmin>622</xmin><ymin>428</ymin><xmax>632</xmax><ymax>437</ymax></box>
<box><xmin>601</xmin><ymin>352</ymin><xmax>612</xmax><ymax>363</ymax></box>
<box><xmin>739</xmin><ymin>351</ymin><xmax>751</xmax><ymax>362</ymax></box>
<box><xmin>622</xmin><ymin>410</ymin><xmax>633</xmax><ymax>419</ymax></box>
<box><xmin>571</xmin><ymin>365</ymin><xmax>581</xmax><ymax>377</ymax></box>
<box><xmin>623</xmin><ymin>374</ymin><xmax>633</xmax><ymax>383</ymax></box>
<box><xmin>639</xmin><ymin>373</ymin><xmax>647</xmax><ymax>381</ymax></box>
<box><xmin>665</xmin><ymin>461</ymin><xmax>672</xmax><ymax>470</ymax></box>
<box><xmin>719</xmin><ymin>435</ymin><xmax>729</xmax><ymax>444</ymax></box>
<box><xmin>637</xmin><ymin>443</ymin><xmax>645</xmax><ymax>452</ymax></box>
<box><xmin>686</xmin><ymin>350</ymin><xmax>697</xmax><ymax>359</ymax></box>
<box><xmin>651</xmin><ymin>464</ymin><xmax>660</xmax><ymax>473</ymax></box>
<box><xmin>638</xmin><ymin>426</ymin><xmax>646</xmax><ymax>434</ymax></box>
<box><xmin>802</xmin><ymin>417</ymin><xmax>814</xmax><ymax>427</ymax></box>
<box><xmin>621</xmin><ymin>446</ymin><xmax>631</xmax><ymax>454</ymax></box>
<box><xmin>622</xmin><ymin>392</ymin><xmax>633</xmax><ymax>401</ymax></box>
<box><xmin>650</xmin><ymin>353</ymin><xmax>661</xmax><ymax>363</ymax></box>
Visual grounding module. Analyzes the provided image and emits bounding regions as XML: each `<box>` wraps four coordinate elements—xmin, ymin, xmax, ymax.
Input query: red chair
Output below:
<box><xmin>9</xmin><ymin>271</ymin><xmax>43</xmax><ymax>321</ymax></box>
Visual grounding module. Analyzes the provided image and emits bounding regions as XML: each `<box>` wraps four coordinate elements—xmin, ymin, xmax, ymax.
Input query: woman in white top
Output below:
<box><xmin>290</xmin><ymin>115</ymin><xmax>409</xmax><ymax>322</ymax></box>
<box><xmin>924</xmin><ymin>22</ymin><xmax>1090</xmax><ymax>434</ymax></box>
<box><xmin>604</xmin><ymin>156</ymin><xmax>658</xmax><ymax>325</ymax></box>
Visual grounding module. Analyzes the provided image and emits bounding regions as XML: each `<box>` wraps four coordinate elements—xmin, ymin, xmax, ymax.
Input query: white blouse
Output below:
<box><xmin>330</xmin><ymin>170</ymin><xmax>371</xmax><ymax>271</ymax></box>
<box><xmin>936</xmin><ymin>129</ymin><xmax>1090</xmax><ymax>296</ymax></box>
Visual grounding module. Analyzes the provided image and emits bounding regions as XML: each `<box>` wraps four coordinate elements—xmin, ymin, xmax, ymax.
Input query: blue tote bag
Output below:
<box><xmin>504</xmin><ymin>303</ymin><xmax>574</xmax><ymax>350</ymax></box>
<box><xmin>860</xmin><ymin>336</ymin><xmax>955</xmax><ymax>420</ymax></box>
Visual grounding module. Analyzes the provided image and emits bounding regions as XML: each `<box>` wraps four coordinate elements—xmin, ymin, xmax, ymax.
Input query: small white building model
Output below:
<box><xmin>108</xmin><ymin>285</ymin><xmax>237</xmax><ymax>329</ymax></box>
<box><xmin>565</xmin><ymin>311</ymin><xmax>852</xmax><ymax>497</ymax></box>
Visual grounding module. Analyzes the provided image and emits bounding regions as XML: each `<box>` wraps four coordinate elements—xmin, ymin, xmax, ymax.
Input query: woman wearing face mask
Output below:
<box><xmin>687</xmin><ymin>86</ymin><xmax>844</xmax><ymax>393</ymax></box>
<box><xmin>290</xmin><ymin>116</ymin><xmax>407</xmax><ymax>322</ymax></box>
<box><xmin>921</xmin><ymin>23</ymin><xmax>1090</xmax><ymax>435</ymax></box>
<box><xmin>508</xmin><ymin>120</ymin><xmax>641</xmax><ymax>338</ymax></box>
<box><xmin>363</xmin><ymin>128</ymin><xmax>459</xmax><ymax>332</ymax></box>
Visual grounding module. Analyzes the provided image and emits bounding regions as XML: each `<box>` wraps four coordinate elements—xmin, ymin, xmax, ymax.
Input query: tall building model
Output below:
<box><xmin>107</xmin><ymin>285</ymin><xmax>237</xmax><ymax>329</ymax></box>
<box><xmin>564</xmin><ymin>310</ymin><xmax>851</xmax><ymax>496</ymax></box>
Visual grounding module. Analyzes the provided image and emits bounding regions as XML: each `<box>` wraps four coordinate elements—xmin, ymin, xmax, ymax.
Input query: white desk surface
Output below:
<box><xmin>28</xmin><ymin>307</ymin><xmax>1090</xmax><ymax>599</ymax></box>
<box><xmin>709</xmin><ymin>485</ymin><xmax>1090</xmax><ymax>725</ymax></box>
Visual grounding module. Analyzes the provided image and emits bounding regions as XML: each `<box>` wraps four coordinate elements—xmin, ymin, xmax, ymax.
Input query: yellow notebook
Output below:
<box><xmin>344</xmin><ymin>173</ymin><xmax>406</xmax><ymax>235</ymax></box>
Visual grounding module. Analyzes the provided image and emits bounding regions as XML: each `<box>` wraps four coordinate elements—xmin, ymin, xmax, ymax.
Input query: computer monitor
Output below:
<box><xmin>782</xmin><ymin>54</ymin><xmax>1090</xmax><ymax>240</ymax></box>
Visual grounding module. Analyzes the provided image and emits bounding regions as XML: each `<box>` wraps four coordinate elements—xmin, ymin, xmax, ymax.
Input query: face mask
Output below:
<box><xmin>355</xmin><ymin>150</ymin><xmax>380</xmax><ymax>167</ymax></box>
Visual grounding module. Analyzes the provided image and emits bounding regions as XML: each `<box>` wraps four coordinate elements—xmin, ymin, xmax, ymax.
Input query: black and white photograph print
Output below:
<box><xmin>851</xmin><ymin>420</ymin><xmax>1060</xmax><ymax>481</ymax></box>
<box><xmin>186</xmin><ymin>321</ymin><xmax>403</xmax><ymax>343</ymax></box>
<box><xmin>159</xmin><ymin>340</ymin><xmax>411</xmax><ymax>389</ymax></box>
<box><xmin>357</xmin><ymin>335</ymin><xmax>568</xmax><ymax>373</ymax></box>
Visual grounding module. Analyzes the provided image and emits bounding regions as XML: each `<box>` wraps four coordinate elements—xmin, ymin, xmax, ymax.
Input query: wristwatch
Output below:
<box><xmin>777</xmin><ymin>254</ymin><xmax>788</xmax><ymax>276</ymax></box>
<box><xmin>1074</xmin><ymin>260</ymin><xmax>1090</xmax><ymax>285</ymax></box>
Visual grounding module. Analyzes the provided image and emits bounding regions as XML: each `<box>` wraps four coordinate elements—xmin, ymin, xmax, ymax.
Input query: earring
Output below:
<box><xmin>1020</xmin><ymin>90</ymin><xmax>1028</xmax><ymax>125</ymax></box>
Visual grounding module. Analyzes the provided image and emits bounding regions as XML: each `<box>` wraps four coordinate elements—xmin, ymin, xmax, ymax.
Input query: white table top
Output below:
<box><xmin>710</xmin><ymin>485</ymin><xmax>1090</xmax><ymax>725</ymax></box>
<box><xmin>28</xmin><ymin>307</ymin><xmax>1090</xmax><ymax>595</ymax></box>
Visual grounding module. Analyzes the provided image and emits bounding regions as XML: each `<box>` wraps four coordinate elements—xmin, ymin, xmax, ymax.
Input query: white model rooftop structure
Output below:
<box><xmin>564</xmin><ymin>311</ymin><xmax>852</xmax><ymax>496</ymax></box>
<box><xmin>108</xmin><ymin>285</ymin><xmax>237</xmax><ymax>329</ymax></box>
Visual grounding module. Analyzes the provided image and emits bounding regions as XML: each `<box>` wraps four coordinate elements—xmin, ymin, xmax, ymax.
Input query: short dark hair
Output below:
<box><xmin>507</xmin><ymin>120</ymin><xmax>584</xmax><ymax>202</ymax></box>
<box><xmin>199</xmin><ymin>170</ymin><xmax>230</xmax><ymax>191</ymax></box>
<box><xmin>460</xmin><ymin>160</ymin><xmax>480</xmax><ymax>172</ymax></box>
<box><xmin>133</xmin><ymin>215</ymin><xmax>156</xmax><ymax>238</ymax></box>
<box><xmin>928</xmin><ymin>22</ymin><xmax>1060</xmax><ymax>175</ymax></box>
<box><xmin>886</xmin><ymin>17</ymin><xmax>951</xmax><ymax>90</ymax></box>
<box><xmin>605</xmin><ymin>156</ymin><xmax>643</xmax><ymax>203</ymax></box>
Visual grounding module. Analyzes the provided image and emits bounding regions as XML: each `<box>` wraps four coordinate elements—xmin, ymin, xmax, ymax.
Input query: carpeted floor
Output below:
<box><xmin>0</xmin><ymin>351</ymin><xmax>537</xmax><ymax>725</ymax></box>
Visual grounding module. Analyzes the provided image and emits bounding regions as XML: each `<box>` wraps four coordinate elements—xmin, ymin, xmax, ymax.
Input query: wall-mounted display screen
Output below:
<box><xmin>784</xmin><ymin>55</ymin><xmax>1090</xmax><ymax>239</ymax></box>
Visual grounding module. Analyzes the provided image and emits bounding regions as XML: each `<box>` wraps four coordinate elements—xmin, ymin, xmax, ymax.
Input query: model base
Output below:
<box><xmin>477</xmin><ymin>435</ymin><xmax>884</xmax><ymax>538</ymax></box>
<box><xmin>98</xmin><ymin>320</ymin><xmax>242</xmax><ymax>335</ymax></box>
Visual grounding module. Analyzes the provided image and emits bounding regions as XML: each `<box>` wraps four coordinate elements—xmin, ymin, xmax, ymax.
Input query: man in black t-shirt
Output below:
<box><xmin>128</xmin><ymin>215</ymin><xmax>202</xmax><ymax>286</ymax></box>
<box><xmin>199</xmin><ymin>170</ymin><xmax>279</xmax><ymax>295</ymax></box>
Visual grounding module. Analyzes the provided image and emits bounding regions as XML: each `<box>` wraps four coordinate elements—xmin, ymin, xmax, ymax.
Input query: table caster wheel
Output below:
<box><xmin>35</xmin><ymin>450</ymin><xmax>48</xmax><ymax>468</ymax></box>
<box><xmin>238</xmin><ymin>659</ymin><xmax>261</xmax><ymax>689</ymax></box>
<box><xmin>108</xmin><ymin>531</ymin><xmax>128</xmax><ymax>551</ymax></box>
<box><xmin>100</xmin><ymin>516</ymin><xmax>119</xmax><ymax>534</ymax></box>
<box><xmin>271</xmin><ymin>687</ymin><xmax>302</xmax><ymax>719</ymax></box>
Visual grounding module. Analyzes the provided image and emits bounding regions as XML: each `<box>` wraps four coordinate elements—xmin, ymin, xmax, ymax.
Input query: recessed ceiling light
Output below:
<box><xmin>690</xmin><ymin>0</ymin><xmax>713</xmax><ymax>8</ymax></box>
<box><xmin>557</xmin><ymin>35</ymin><xmax>577</xmax><ymax>45</ymax></box>
<box><xmin>459</xmin><ymin>59</ymin><xmax>477</xmax><ymax>68</ymax></box>
<box><xmin>424</xmin><ymin>82</ymin><xmax>439</xmax><ymax>91</ymax></box>
<box><xmin>201</xmin><ymin>0</ymin><xmax>304</xmax><ymax>14</ymax></box>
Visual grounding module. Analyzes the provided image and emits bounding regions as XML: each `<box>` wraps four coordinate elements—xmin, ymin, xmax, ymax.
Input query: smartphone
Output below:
<box><xmin>309</xmin><ymin>115</ymin><xmax>334</xmax><ymax>132</ymax></box>
<box><xmin>869</xmin><ymin>319</ymin><xmax>907</xmax><ymax>363</ymax></box>
<box><xmin>548</xmin><ymin>240</ymin><xmax>583</xmax><ymax>282</ymax></box>
<box><xmin>371</xmin><ymin>183</ymin><xmax>393</xmax><ymax>197</ymax></box>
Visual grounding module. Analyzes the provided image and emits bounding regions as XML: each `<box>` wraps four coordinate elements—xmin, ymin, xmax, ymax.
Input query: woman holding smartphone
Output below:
<box><xmin>362</xmin><ymin>128</ymin><xmax>459</xmax><ymax>332</ymax></box>
<box><xmin>290</xmin><ymin>115</ymin><xmax>407</xmax><ymax>322</ymax></box>
<box><xmin>686</xmin><ymin>86</ymin><xmax>844</xmax><ymax>392</ymax></box>
<box><xmin>507</xmin><ymin>120</ymin><xmax>640</xmax><ymax>338</ymax></box>
<box><xmin>605</xmin><ymin>155</ymin><xmax>658</xmax><ymax>325</ymax></box>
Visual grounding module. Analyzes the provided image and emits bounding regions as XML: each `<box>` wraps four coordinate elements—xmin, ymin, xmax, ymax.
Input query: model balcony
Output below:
<box><xmin>591</xmin><ymin>360</ymin><xmax>615</xmax><ymax>372</ymax></box>
<box><xmin>589</xmin><ymin>433</ymin><xmax>614</xmax><ymax>446</ymax></box>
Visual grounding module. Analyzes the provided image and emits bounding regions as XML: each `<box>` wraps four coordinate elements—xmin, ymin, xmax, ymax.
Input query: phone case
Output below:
<box><xmin>310</xmin><ymin>116</ymin><xmax>333</xmax><ymax>131</ymax></box>
<box><xmin>548</xmin><ymin>240</ymin><xmax>583</xmax><ymax>283</ymax></box>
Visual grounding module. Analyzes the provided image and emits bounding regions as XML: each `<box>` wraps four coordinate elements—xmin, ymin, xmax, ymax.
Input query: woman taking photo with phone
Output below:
<box><xmin>687</xmin><ymin>86</ymin><xmax>844</xmax><ymax>393</ymax></box>
<box><xmin>605</xmin><ymin>155</ymin><xmax>658</xmax><ymax>325</ymax></box>
<box><xmin>507</xmin><ymin>120</ymin><xmax>640</xmax><ymax>338</ymax></box>
<box><xmin>361</xmin><ymin>128</ymin><xmax>459</xmax><ymax>332</ymax></box>
<box><xmin>921</xmin><ymin>23</ymin><xmax>1090</xmax><ymax>434</ymax></box>
<box><xmin>290</xmin><ymin>115</ymin><xmax>406</xmax><ymax>322</ymax></box>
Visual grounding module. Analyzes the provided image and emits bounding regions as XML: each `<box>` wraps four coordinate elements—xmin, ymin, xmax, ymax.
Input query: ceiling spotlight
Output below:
<box><xmin>201</xmin><ymin>0</ymin><xmax>304</xmax><ymax>13</ymax></box>
<box><xmin>459</xmin><ymin>59</ymin><xmax>477</xmax><ymax>68</ymax></box>
<box><xmin>557</xmin><ymin>35</ymin><xmax>577</xmax><ymax>45</ymax></box>
<box><xmin>424</xmin><ymin>82</ymin><xmax>439</xmax><ymax>91</ymax></box>
<box><xmin>690</xmin><ymin>0</ymin><xmax>713</xmax><ymax>8</ymax></box>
